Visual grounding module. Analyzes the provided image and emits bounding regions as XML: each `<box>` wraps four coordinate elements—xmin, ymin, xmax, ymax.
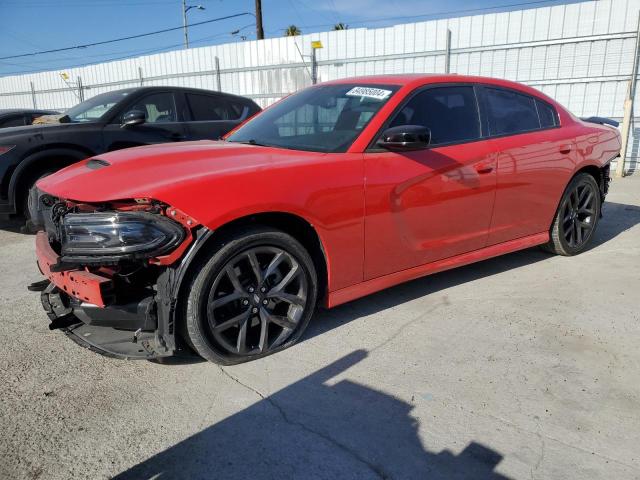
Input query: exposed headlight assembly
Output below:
<box><xmin>60</xmin><ymin>211</ymin><xmax>185</xmax><ymax>260</ymax></box>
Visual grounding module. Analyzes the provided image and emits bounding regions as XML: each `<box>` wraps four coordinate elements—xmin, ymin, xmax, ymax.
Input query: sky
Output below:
<box><xmin>0</xmin><ymin>0</ymin><xmax>583</xmax><ymax>77</ymax></box>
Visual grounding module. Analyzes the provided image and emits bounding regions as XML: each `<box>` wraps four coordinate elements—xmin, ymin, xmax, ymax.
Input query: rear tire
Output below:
<box><xmin>183</xmin><ymin>226</ymin><xmax>318</xmax><ymax>365</ymax></box>
<box><xmin>545</xmin><ymin>172</ymin><xmax>601</xmax><ymax>256</ymax></box>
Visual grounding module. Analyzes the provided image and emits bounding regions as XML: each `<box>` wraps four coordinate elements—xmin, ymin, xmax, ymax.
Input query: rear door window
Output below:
<box><xmin>388</xmin><ymin>86</ymin><xmax>481</xmax><ymax>145</ymax></box>
<box><xmin>484</xmin><ymin>88</ymin><xmax>541</xmax><ymax>136</ymax></box>
<box><xmin>186</xmin><ymin>94</ymin><xmax>244</xmax><ymax>121</ymax></box>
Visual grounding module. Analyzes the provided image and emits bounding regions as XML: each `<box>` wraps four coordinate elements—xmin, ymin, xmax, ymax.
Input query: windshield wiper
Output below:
<box><xmin>228</xmin><ymin>139</ymin><xmax>270</xmax><ymax>147</ymax></box>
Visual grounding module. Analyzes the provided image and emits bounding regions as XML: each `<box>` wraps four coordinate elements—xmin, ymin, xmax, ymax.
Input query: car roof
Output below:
<box><xmin>106</xmin><ymin>86</ymin><xmax>256</xmax><ymax>103</ymax></box>
<box><xmin>0</xmin><ymin>108</ymin><xmax>59</xmax><ymax>115</ymax></box>
<box><xmin>321</xmin><ymin>74</ymin><xmax>554</xmax><ymax>102</ymax></box>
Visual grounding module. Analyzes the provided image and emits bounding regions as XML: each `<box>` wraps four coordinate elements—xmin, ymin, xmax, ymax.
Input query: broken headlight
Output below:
<box><xmin>60</xmin><ymin>211</ymin><xmax>184</xmax><ymax>258</ymax></box>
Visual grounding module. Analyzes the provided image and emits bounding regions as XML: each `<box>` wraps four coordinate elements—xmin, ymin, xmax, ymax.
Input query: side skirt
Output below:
<box><xmin>327</xmin><ymin>232</ymin><xmax>549</xmax><ymax>308</ymax></box>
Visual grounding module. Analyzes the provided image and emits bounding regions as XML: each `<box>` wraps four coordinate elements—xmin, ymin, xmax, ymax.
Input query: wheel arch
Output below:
<box><xmin>177</xmin><ymin>211</ymin><xmax>330</xmax><ymax>309</ymax></box>
<box><xmin>573</xmin><ymin>162</ymin><xmax>610</xmax><ymax>201</ymax></box>
<box><xmin>8</xmin><ymin>146</ymin><xmax>93</xmax><ymax>212</ymax></box>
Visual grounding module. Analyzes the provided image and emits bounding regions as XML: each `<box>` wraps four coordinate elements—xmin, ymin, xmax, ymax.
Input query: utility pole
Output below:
<box><xmin>618</xmin><ymin>11</ymin><xmax>640</xmax><ymax>178</ymax></box>
<box><xmin>255</xmin><ymin>0</ymin><xmax>264</xmax><ymax>40</ymax></box>
<box><xmin>182</xmin><ymin>0</ymin><xmax>189</xmax><ymax>48</ymax></box>
<box><xmin>182</xmin><ymin>2</ymin><xmax>205</xmax><ymax>49</ymax></box>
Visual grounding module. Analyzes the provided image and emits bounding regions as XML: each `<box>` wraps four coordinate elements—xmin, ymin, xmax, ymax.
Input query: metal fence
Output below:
<box><xmin>1</xmin><ymin>0</ymin><xmax>639</xmax><ymax>172</ymax></box>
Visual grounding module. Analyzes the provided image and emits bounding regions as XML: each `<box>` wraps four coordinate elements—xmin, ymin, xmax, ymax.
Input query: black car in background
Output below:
<box><xmin>0</xmin><ymin>86</ymin><xmax>260</xmax><ymax>220</ymax></box>
<box><xmin>0</xmin><ymin>109</ymin><xmax>60</xmax><ymax>128</ymax></box>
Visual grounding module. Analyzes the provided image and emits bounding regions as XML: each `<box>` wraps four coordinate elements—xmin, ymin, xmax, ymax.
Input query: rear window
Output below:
<box><xmin>186</xmin><ymin>93</ymin><xmax>245</xmax><ymax>121</ymax></box>
<box><xmin>484</xmin><ymin>88</ymin><xmax>540</xmax><ymax>136</ymax></box>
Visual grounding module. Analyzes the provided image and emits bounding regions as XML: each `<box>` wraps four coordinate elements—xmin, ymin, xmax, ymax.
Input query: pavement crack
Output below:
<box><xmin>370</xmin><ymin>300</ymin><xmax>445</xmax><ymax>353</ymax></box>
<box><xmin>218</xmin><ymin>366</ymin><xmax>392</xmax><ymax>480</ymax></box>
<box><xmin>530</xmin><ymin>424</ymin><xmax>545</xmax><ymax>480</ymax></box>
<box><xmin>486</xmin><ymin>412</ymin><xmax>640</xmax><ymax>473</ymax></box>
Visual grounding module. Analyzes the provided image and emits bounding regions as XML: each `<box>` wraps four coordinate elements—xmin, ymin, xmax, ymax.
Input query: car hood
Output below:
<box><xmin>0</xmin><ymin>121</ymin><xmax>85</xmax><ymax>138</ymax></box>
<box><xmin>37</xmin><ymin>140</ymin><xmax>321</xmax><ymax>204</ymax></box>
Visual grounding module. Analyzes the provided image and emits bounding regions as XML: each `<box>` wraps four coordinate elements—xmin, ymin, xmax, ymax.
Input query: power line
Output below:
<box><xmin>2</xmin><ymin>24</ymin><xmax>255</xmax><ymax>68</ymax></box>
<box><xmin>0</xmin><ymin>12</ymin><xmax>253</xmax><ymax>61</ymax></box>
<box><xmin>0</xmin><ymin>25</ymin><xmax>256</xmax><ymax>75</ymax></box>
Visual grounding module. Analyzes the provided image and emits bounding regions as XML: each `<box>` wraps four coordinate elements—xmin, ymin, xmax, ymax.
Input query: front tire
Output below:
<box><xmin>22</xmin><ymin>170</ymin><xmax>54</xmax><ymax>225</ymax></box>
<box><xmin>183</xmin><ymin>227</ymin><xmax>318</xmax><ymax>365</ymax></box>
<box><xmin>545</xmin><ymin>172</ymin><xmax>601</xmax><ymax>256</ymax></box>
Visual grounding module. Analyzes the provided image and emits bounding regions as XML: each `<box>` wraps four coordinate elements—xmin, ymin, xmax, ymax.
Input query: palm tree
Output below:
<box><xmin>333</xmin><ymin>23</ymin><xmax>348</xmax><ymax>31</ymax></box>
<box><xmin>285</xmin><ymin>25</ymin><xmax>301</xmax><ymax>36</ymax></box>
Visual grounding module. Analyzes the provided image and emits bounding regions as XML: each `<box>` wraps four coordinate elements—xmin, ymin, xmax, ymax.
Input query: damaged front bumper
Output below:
<box><xmin>33</xmin><ymin>230</ymin><xmax>174</xmax><ymax>359</ymax></box>
<box><xmin>29</xmin><ymin>189</ymin><xmax>210</xmax><ymax>360</ymax></box>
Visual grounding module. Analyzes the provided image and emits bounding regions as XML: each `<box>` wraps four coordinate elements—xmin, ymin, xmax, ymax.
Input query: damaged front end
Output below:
<box><xmin>29</xmin><ymin>188</ymin><xmax>207</xmax><ymax>360</ymax></box>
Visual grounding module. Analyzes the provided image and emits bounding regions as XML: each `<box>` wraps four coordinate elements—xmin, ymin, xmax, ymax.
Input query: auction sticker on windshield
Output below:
<box><xmin>345</xmin><ymin>87</ymin><xmax>393</xmax><ymax>100</ymax></box>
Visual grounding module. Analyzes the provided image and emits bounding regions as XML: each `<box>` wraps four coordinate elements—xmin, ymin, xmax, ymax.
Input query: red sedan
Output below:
<box><xmin>30</xmin><ymin>75</ymin><xmax>621</xmax><ymax>364</ymax></box>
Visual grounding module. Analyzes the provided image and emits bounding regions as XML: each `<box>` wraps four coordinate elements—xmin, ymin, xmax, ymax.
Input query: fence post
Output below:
<box><xmin>445</xmin><ymin>29</ymin><xmax>452</xmax><ymax>74</ymax></box>
<box><xmin>215</xmin><ymin>56</ymin><xmax>221</xmax><ymax>91</ymax></box>
<box><xmin>139</xmin><ymin>67</ymin><xmax>144</xmax><ymax>86</ymax></box>
<box><xmin>617</xmin><ymin>11</ymin><xmax>640</xmax><ymax>178</ymax></box>
<box><xmin>30</xmin><ymin>81</ymin><xmax>37</xmax><ymax>108</ymax></box>
<box><xmin>77</xmin><ymin>76</ymin><xmax>85</xmax><ymax>102</ymax></box>
<box><xmin>311</xmin><ymin>48</ymin><xmax>318</xmax><ymax>85</ymax></box>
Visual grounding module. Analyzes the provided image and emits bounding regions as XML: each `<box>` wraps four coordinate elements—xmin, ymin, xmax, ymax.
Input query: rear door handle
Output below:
<box><xmin>475</xmin><ymin>164</ymin><xmax>494</xmax><ymax>174</ymax></box>
<box><xmin>559</xmin><ymin>146</ymin><xmax>572</xmax><ymax>155</ymax></box>
<box><xmin>170</xmin><ymin>133</ymin><xmax>186</xmax><ymax>141</ymax></box>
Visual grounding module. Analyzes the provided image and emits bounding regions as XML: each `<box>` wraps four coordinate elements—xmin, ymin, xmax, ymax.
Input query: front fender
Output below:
<box><xmin>8</xmin><ymin>148</ymin><xmax>90</xmax><ymax>207</ymax></box>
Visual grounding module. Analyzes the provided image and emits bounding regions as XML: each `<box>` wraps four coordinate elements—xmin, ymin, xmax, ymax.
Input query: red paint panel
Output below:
<box><xmin>36</xmin><ymin>232</ymin><xmax>111</xmax><ymax>307</ymax></box>
<box><xmin>486</xmin><ymin>127</ymin><xmax>576</xmax><ymax>245</ymax></box>
<box><xmin>328</xmin><ymin>231</ymin><xmax>549</xmax><ymax>308</ymax></box>
<box><xmin>364</xmin><ymin>141</ymin><xmax>497</xmax><ymax>280</ymax></box>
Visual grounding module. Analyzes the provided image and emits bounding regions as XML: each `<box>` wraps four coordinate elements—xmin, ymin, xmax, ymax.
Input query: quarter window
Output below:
<box><xmin>388</xmin><ymin>86</ymin><xmax>481</xmax><ymax>145</ymax></box>
<box><xmin>536</xmin><ymin>99</ymin><xmax>558</xmax><ymax>128</ymax></box>
<box><xmin>484</xmin><ymin>88</ymin><xmax>540</xmax><ymax>135</ymax></box>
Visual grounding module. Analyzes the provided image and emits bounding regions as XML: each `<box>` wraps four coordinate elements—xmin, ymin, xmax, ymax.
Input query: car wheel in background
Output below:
<box><xmin>184</xmin><ymin>226</ymin><xmax>318</xmax><ymax>365</ymax></box>
<box><xmin>545</xmin><ymin>172</ymin><xmax>601</xmax><ymax>256</ymax></box>
<box><xmin>22</xmin><ymin>170</ymin><xmax>54</xmax><ymax>230</ymax></box>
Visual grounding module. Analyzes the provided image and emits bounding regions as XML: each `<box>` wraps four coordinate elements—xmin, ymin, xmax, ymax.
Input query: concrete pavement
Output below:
<box><xmin>1</xmin><ymin>175</ymin><xmax>639</xmax><ymax>479</ymax></box>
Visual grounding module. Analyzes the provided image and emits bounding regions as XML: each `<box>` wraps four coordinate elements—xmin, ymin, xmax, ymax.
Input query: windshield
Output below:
<box><xmin>65</xmin><ymin>90</ymin><xmax>132</xmax><ymax>123</ymax></box>
<box><xmin>226</xmin><ymin>84</ymin><xmax>400</xmax><ymax>152</ymax></box>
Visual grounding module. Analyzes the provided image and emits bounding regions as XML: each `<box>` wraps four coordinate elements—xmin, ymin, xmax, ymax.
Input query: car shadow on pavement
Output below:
<box><xmin>114</xmin><ymin>350</ymin><xmax>510</xmax><ymax>480</ymax></box>
<box><xmin>307</xmin><ymin>201</ymin><xmax>640</xmax><ymax>341</ymax></box>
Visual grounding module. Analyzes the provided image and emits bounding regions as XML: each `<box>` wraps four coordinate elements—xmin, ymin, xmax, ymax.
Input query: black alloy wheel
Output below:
<box><xmin>208</xmin><ymin>246</ymin><xmax>308</xmax><ymax>355</ymax></box>
<box><xmin>560</xmin><ymin>181</ymin><xmax>597</xmax><ymax>248</ymax></box>
<box><xmin>184</xmin><ymin>227</ymin><xmax>318</xmax><ymax>365</ymax></box>
<box><xmin>546</xmin><ymin>172</ymin><xmax>601</xmax><ymax>255</ymax></box>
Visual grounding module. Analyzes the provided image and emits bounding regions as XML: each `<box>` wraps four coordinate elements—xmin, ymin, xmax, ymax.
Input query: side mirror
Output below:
<box><xmin>378</xmin><ymin>125</ymin><xmax>430</xmax><ymax>151</ymax></box>
<box><xmin>121</xmin><ymin>110</ymin><xmax>146</xmax><ymax>127</ymax></box>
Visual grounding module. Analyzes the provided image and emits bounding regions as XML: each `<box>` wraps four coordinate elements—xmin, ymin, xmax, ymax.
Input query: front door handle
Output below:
<box><xmin>170</xmin><ymin>133</ymin><xmax>186</xmax><ymax>141</ymax></box>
